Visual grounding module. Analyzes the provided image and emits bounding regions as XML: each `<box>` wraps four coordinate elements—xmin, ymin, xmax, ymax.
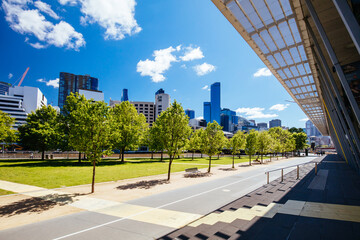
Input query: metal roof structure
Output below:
<box><xmin>212</xmin><ymin>0</ymin><xmax>328</xmax><ymax>135</ymax></box>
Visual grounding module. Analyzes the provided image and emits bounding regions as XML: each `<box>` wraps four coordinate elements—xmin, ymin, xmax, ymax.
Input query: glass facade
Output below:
<box><xmin>185</xmin><ymin>109</ymin><xmax>195</xmax><ymax>119</ymax></box>
<box><xmin>121</xmin><ymin>89</ymin><xmax>129</xmax><ymax>101</ymax></box>
<box><xmin>204</xmin><ymin>102</ymin><xmax>211</xmax><ymax>124</ymax></box>
<box><xmin>269</xmin><ymin>119</ymin><xmax>282</xmax><ymax>128</ymax></box>
<box><xmin>210</xmin><ymin>82</ymin><xmax>221</xmax><ymax>124</ymax></box>
<box><xmin>58</xmin><ymin>72</ymin><xmax>99</xmax><ymax>109</ymax></box>
<box><xmin>0</xmin><ymin>81</ymin><xmax>11</xmax><ymax>95</ymax></box>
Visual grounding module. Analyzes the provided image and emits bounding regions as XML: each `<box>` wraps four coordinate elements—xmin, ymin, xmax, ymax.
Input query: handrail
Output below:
<box><xmin>265</xmin><ymin>161</ymin><xmax>319</xmax><ymax>184</ymax></box>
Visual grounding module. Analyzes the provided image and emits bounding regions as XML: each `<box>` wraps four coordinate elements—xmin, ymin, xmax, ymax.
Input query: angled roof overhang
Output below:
<box><xmin>212</xmin><ymin>0</ymin><xmax>329</xmax><ymax>135</ymax></box>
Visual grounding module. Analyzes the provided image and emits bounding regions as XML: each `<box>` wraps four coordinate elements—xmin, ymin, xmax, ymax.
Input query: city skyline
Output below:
<box><xmin>0</xmin><ymin>0</ymin><xmax>308</xmax><ymax>128</ymax></box>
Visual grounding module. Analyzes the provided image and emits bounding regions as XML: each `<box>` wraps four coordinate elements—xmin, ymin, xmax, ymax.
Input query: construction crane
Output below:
<box><xmin>12</xmin><ymin>67</ymin><xmax>30</xmax><ymax>87</ymax></box>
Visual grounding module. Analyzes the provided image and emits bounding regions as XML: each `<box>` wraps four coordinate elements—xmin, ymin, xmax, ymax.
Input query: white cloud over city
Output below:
<box><xmin>253</xmin><ymin>67</ymin><xmax>272</xmax><ymax>77</ymax></box>
<box><xmin>8</xmin><ymin>73</ymin><xmax>13</xmax><ymax>79</ymax></box>
<box><xmin>236</xmin><ymin>107</ymin><xmax>278</xmax><ymax>119</ymax></box>
<box><xmin>137</xmin><ymin>45</ymin><xmax>215</xmax><ymax>82</ymax></box>
<box><xmin>299</xmin><ymin>118</ymin><xmax>309</xmax><ymax>122</ymax></box>
<box><xmin>269</xmin><ymin>104</ymin><xmax>290</xmax><ymax>111</ymax></box>
<box><xmin>193</xmin><ymin>63</ymin><xmax>216</xmax><ymax>76</ymax></box>
<box><xmin>37</xmin><ymin>78</ymin><xmax>59</xmax><ymax>88</ymax></box>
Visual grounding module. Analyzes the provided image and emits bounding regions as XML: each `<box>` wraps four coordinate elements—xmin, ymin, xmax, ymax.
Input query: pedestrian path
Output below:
<box><xmin>160</xmin><ymin>154</ymin><xmax>360</xmax><ymax>240</ymax></box>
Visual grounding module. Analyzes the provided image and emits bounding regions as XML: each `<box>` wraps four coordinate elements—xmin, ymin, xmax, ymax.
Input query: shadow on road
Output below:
<box><xmin>116</xmin><ymin>179</ymin><xmax>170</xmax><ymax>190</ymax></box>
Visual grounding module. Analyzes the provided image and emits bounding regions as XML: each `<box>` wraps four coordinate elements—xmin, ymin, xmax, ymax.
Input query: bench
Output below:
<box><xmin>185</xmin><ymin>167</ymin><xmax>200</xmax><ymax>175</ymax></box>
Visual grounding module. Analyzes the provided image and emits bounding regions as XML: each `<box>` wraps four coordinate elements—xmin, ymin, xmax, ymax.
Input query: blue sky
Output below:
<box><xmin>0</xmin><ymin>0</ymin><xmax>308</xmax><ymax>128</ymax></box>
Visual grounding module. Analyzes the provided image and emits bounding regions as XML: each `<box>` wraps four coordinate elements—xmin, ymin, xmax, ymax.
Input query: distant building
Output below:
<box><xmin>79</xmin><ymin>89</ymin><xmax>104</xmax><ymax>102</ymax></box>
<box><xmin>189</xmin><ymin>118</ymin><xmax>207</xmax><ymax>130</ymax></box>
<box><xmin>109</xmin><ymin>99</ymin><xmax>121</xmax><ymax>107</ymax></box>
<box><xmin>155</xmin><ymin>88</ymin><xmax>170</xmax><ymax>117</ymax></box>
<box><xmin>58</xmin><ymin>72</ymin><xmax>99</xmax><ymax>109</ymax></box>
<box><xmin>121</xmin><ymin>89</ymin><xmax>128</xmax><ymax>102</ymax></box>
<box><xmin>185</xmin><ymin>109</ymin><xmax>195</xmax><ymax>119</ymax></box>
<box><xmin>269</xmin><ymin>119</ymin><xmax>281</xmax><ymax>128</ymax></box>
<box><xmin>0</xmin><ymin>86</ymin><xmax>47</xmax><ymax>128</ymax></box>
<box><xmin>257</xmin><ymin>122</ymin><xmax>268</xmax><ymax>130</ymax></box>
<box><xmin>0</xmin><ymin>81</ymin><xmax>12</xmax><ymax>95</ymax></box>
<box><xmin>305</xmin><ymin>120</ymin><xmax>321</xmax><ymax>137</ymax></box>
<box><xmin>220</xmin><ymin>108</ymin><xmax>236</xmax><ymax>132</ymax></box>
<box><xmin>132</xmin><ymin>101</ymin><xmax>155</xmax><ymax>127</ymax></box>
<box><xmin>203</xmin><ymin>102</ymin><xmax>211</xmax><ymax>124</ymax></box>
<box><xmin>249</xmin><ymin>120</ymin><xmax>256</xmax><ymax>125</ymax></box>
<box><xmin>210</xmin><ymin>82</ymin><xmax>221</xmax><ymax>124</ymax></box>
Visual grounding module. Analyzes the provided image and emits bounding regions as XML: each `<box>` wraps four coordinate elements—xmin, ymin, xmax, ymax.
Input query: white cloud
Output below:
<box><xmin>196</xmin><ymin>116</ymin><xmax>203</xmax><ymax>120</ymax></box>
<box><xmin>58</xmin><ymin>0</ymin><xmax>78</xmax><ymax>6</ymax></box>
<box><xmin>253</xmin><ymin>67</ymin><xmax>272</xmax><ymax>77</ymax></box>
<box><xmin>180</xmin><ymin>46</ymin><xmax>204</xmax><ymax>61</ymax></box>
<box><xmin>202</xmin><ymin>85</ymin><xmax>209</xmax><ymax>90</ymax></box>
<box><xmin>173</xmin><ymin>89</ymin><xmax>176</xmax><ymax>92</ymax></box>
<box><xmin>2</xmin><ymin>0</ymin><xmax>85</xmax><ymax>50</ymax></box>
<box><xmin>37</xmin><ymin>78</ymin><xmax>59</xmax><ymax>88</ymax></box>
<box><xmin>136</xmin><ymin>46</ymin><xmax>179</xmax><ymax>83</ymax></box>
<box><xmin>193</xmin><ymin>63</ymin><xmax>216</xmax><ymax>76</ymax></box>
<box><xmin>34</xmin><ymin>1</ymin><xmax>60</xmax><ymax>19</ymax></box>
<box><xmin>299</xmin><ymin>118</ymin><xmax>309</xmax><ymax>122</ymax></box>
<box><xmin>236</xmin><ymin>107</ymin><xmax>278</xmax><ymax>119</ymax></box>
<box><xmin>8</xmin><ymin>73</ymin><xmax>13</xmax><ymax>79</ymax></box>
<box><xmin>78</xmin><ymin>0</ymin><xmax>141</xmax><ymax>40</ymax></box>
<box><xmin>269</xmin><ymin>104</ymin><xmax>290</xmax><ymax>111</ymax></box>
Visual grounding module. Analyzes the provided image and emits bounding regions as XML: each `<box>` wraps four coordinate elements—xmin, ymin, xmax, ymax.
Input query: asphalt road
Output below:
<box><xmin>0</xmin><ymin>156</ymin><xmax>318</xmax><ymax>240</ymax></box>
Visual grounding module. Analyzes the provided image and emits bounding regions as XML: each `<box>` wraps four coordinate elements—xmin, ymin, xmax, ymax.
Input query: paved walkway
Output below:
<box><xmin>160</xmin><ymin>154</ymin><xmax>360</xmax><ymax>240</ymax></box>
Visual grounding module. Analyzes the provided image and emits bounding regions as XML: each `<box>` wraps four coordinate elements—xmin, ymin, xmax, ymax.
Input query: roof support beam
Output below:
<box><xmin>249</xmin><ymin>14</ymin><xmax>295</xmax><ymax>36</ymax></box>
<box><xmin>305</xmin><ymin>0</ymin><xmax>360</xmax><ymax>125</ymax></box>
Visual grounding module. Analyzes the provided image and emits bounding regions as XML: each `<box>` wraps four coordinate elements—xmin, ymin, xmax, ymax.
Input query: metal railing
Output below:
<box><xmin>265</xmin><ymin>161</ymin><xmax>319</xmax><ymax>184</ymax></box>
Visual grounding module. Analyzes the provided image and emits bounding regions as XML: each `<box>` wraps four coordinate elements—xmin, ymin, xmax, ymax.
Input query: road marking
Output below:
<box><xmin>53</xmin><ymin>158</ymin><xmax>316</xmax><ymax>240</ymax></box>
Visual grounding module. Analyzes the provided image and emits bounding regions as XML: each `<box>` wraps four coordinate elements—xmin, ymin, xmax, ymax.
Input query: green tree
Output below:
<box><xmin>245</xmin><ymin>130</ymin><xmax>258</xmax><ymax>165</ymax></box>
<box><xmin>0</xmin><ymin>110</ymin><xmax>17</xmax><ymax>147</ymax></box>
<box><xmin>187</xmin><ymin>129</ymin><xmax>202</xmax><ymax>160</ymax></box>
<box><xmin>285</xmin><ymin>133</ymin><xmax>296</xmax><ymax>157</ymax></box>
<box><xmin>257</xmin><ymin>131</ymin><xmax>272</xmax><ymax>163</ymax></box>
<box><xmin>289</xmin><ymin>127</ymin><xmax>305</xmax><ymax>133</ymax></box>
<box><xmin>153</xmin><ymin>101</ymin><xmax>191</xmax><ymax>180</ymax></box>
<box><xmin>69</xmin><ymin>100</ymin><xmax>112</xmax><ymax>193</ymax></box>
<box><xmin>229</xmin><ymin>131</ymin><xmax>246</xmax><ymax>168</ymax></box>
<box><xmin>110</xmin><ymin>101</ymin><xmax>148</xmax><ymax>163</ymax></box>
<box><xmin>201</xmin><ymin>121</ymin><xmax>226</xmax><ymax>173</ymax></box>
<box><xmin>147</xmin><ymin>124</ymin><xmax>165</xmax><ymax>161</ymax></box>
<box><xmin>61</xmin><ymin>93</ymin><xmax>87</xmax><ymax>162</ymax></box>
<box><xmin>268</xmin><ymin>127</ymin><xmax>283</xmax><ymax>159</ymax></box>
<box><xmin>292</xmin><ymin>132</ymin><xmax>308</xmax><ymax>152</ymax></box>
<box><xmin>18</xmin><ymin>106</ymin><xmax>61</xmax><ymax>160</ymax></box>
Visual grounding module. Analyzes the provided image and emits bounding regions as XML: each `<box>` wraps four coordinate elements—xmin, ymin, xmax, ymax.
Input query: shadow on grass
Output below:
<box><xmin>0</xmin><ymin>159</ymin><xmax>167</xmax><ymax>168</ymax></box>
<box><xmin>116</xmin><ymin>179</ymin><xmax>169</xmax><ymax>190</ymax></box>
<box><xmin>0</xmin><ymin>193</ymin><xmax>87</xmax><ymax>217</ymax></box>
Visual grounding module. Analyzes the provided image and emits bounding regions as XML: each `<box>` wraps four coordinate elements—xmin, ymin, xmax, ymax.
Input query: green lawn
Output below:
<box><xmin>0</xmin><ymin>189</ymin><xmax>15</xmax><ymax>196</ymax></box>
<box><xmin>0</xmin><ymin>156</ymin><xmax>262</xmax><ymax>189</ymax></box>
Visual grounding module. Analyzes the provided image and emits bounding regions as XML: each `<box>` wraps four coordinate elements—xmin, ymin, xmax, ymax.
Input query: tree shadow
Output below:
<box><xmin>0</xmin><ymin>193</ymin><xmax>87</xmax><ymax>217</ymax></box>
<box><xmin>219</xmin><ymin>168</ymin><xmax>238</xmax><ymax>171</ymax></box>
<box><xmin>184</xmin><ymin>172</ymin><xmax>212</xmax><ymax>178</ymax></box>
<box><xmin>116</xmin><ymin>179</ymin><xmax>169</xmax><ymax>190</ymax></box>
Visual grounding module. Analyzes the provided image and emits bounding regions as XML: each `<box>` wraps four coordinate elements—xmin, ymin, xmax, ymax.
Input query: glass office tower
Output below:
<box><xmin>58</xmin><ymin>72</ymin><xmax>99</xmax><ymax>109</ymax></box>
<box><xmin>121</xmin><ymin>89</ymin><xmax>129</xmax><ymax>102</ymax></box>
<box><xmin>185</xmin><ymin>109</ymin><xmax>195</xmax><ymax>119</ymax></box>
<box><xmin>204</xmin><ymin>102</ymin><xmax>211</xmax><ymax>124</ymax></box>
<box><xmin>210</xmin><ymin>82</ymin><xmax>221</xmax><ymax>124</ymax></box>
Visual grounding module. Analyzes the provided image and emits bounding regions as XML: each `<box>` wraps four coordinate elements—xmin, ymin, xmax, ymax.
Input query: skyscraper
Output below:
<box><xmin>121</xmin><ymin>89</ymin><xmax>128</xmax><ymax>102</ymax></box>
<box><xmin>210</xmin><ymin>82</ymin><xmax>221</xmax><ymax>124</ymax></box>
<box><xmin>269</xmin><ymin>119</ymin><xmax>281</xmax><ymax>128</ymax></box>
<box><xmin>204</xmin><ymin>102</ymin><xmax>211</xmax><ymax>124</ymax></box>
<box><xmin>58</xmin><ymin>72</ymin><xmax>99</xmax><ymax>109</ymax></box>
<box><xmin>185</xmin><ymin>109</ymin><xmax>195</xmax><ymax>119</ymax></box>
<box><xmin>155</xmin><ymin>88</ymin><xmax>170</xmax><ymax>117</ymax></box>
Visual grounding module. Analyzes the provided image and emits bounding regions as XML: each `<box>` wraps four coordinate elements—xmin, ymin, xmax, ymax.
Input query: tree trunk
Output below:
<box><xmin>201</xmin><ymin>153</ymin><xmax>203</xmax><ymax>158</ymax></box>
<box><xmin>208</xmin><ymin>156</ymin><xmax>212</xmax><ymax>173</ymax></box>
<box><xmin>167</xmin><ymin>156</ymin><xmax>172</xmax><ymax>181</ymax></box>
<box><xmin>217</xmin><ymin>154</ymin><xmax>219</xmax><ymax>160</ymax></box>
<box><xmin>42</xmin><ymin>150</ymin><xmax>45</xmax><ymax>161</ymax></box>
<box><xmin>261</xmin><ymin>154</ymin><xmax>263</xmax><ymax>164</ymax></box>
<box><xmin>121</xmin><ymin>148</ymin><xmax>125</xmax><ymax>163</ymax></box>
<box><xmin>192</xmin><ymin>152</ymin><xmax>194</xmax><ymax>160</ymax></box>
<box><xmin>161</xmin><ymin>151</ymin><xmax>163</xmax><ymax>161</ymax></box>
<box><xmin>151</xmin><ymin>151</ymin><xmax>153</xmax><ymax>159</ymax></box>
<box><xmin>232</xmin><ymin>154</ymin><xmax>235</xmax><ymax>168</ymax></box>
<box><xmin>249</xmin><ymin>155</ymin><xmax>252</xmax><ymax>166</ymax></box>
<box><xmin>78</xmin><ymin>152</ymin><xmax>81</xmax><ymax>163</ymax></box>
<box><xmin>91</xmin><ymin>159</ymin><xmax>96</xmax><ymax>193</ymax></box>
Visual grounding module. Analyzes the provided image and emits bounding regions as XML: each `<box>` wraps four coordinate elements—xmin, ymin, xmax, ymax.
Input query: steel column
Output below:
<box><xmin>332</xmin><ymin>0</ymin><xmax>360</xmax><ymax>54</ymax></box>
<box><xmin>305</xmin><ymin>0</ymin><xmax>360</xmax><ymax>125</ymax></box>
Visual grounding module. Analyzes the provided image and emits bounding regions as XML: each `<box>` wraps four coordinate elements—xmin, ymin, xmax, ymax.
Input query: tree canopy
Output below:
<box><xmin>245</xmin><ymin>130</ymin><xmax>258</xmax><ymax>165</ymax></box>
<box><xmin>229</xmin><ymin>131</ymin><xmax>246</xmax><ymax>168</ymax></box>
<box><xmin>0</xmin><ymin>110</ymin><xmax>17</xmax><ymax>145</ymax></box>
<box><xmin>257</xmin><ymin>131</ymin><xmax>272</xmax><ymax>163</ymax></box>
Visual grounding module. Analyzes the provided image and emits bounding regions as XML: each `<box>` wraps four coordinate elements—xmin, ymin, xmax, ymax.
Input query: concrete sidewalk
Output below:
<box><xmin>160</xmin><ymin>154</ymin><xmax>360</xmax><ymax>240</ymax></box>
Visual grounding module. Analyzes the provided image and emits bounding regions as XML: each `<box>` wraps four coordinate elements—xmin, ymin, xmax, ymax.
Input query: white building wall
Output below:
<box><xmin>9</xmin><ymin>86</ymin><xmax>47</xmax><ymax>113</ymax></box>
<box><xmin>155</xmin><ymin>93</ymin><xmax>170</xmax><ymax>117</ymax></box>
<box><xmin>79</xmin><ymin>89</ymin><xmax>104</xmax><ymax>102</ymax></box>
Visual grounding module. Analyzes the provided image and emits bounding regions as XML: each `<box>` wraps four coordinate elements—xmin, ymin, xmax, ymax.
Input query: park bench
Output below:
<box><xmin>185</xmin><ymin>167</ymin><xmax>201</xmax><ymax>176</ymax></box>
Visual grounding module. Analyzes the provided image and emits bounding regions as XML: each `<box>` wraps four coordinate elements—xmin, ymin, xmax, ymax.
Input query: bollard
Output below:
<box><xmin>281</xmin><ymin>169</ymin><xmax>284</xmax><ymax>182</ymax></box>
<box><xmin>267</xmin><ymin>172</ymin><xmax>269</xmax><ymax>184</ymax></box>
<box><xmin>315</xmin><ymin>162</ymin><xmax>318</xmax><ymax>175</ymax></box>
<box><xmin>297</xmin><ymin>165</ymin><xmax>299</xmax><ymax>179</ymax></box>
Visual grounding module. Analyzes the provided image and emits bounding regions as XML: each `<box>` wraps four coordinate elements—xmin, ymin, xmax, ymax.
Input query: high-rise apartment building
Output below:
<box><xmin>0</xmin><ymin>86</ymin><xmax>47</xmax><ymax>128</ymax></box>
<box><xmin>204</xmin><ymin>102</ymin><xmax>211</xmax><ymax>124</ymax></box>
<box><xmin>121</xmin><ymin>89</ymin><xmax>128</xmax><ymax>102</ymax></box>
<box><xmin>257</xmin><ymin>122</ymin><xmax>268</xmax><ymax>130</ymax></box>
<box><xmin>58</xmin><ymin>72</ymin><xmax>99</xmax><ymax>109</ymax></box>
<box><xmin>131</xmin><ymin>102</ymin><xmax>155</xmax><ymax>126</ymax></box>
<box><xmin>210</xmin><ymin>82</ymin><xmax>221</xmax><ymax>124</ymax></box>
<box><xmin>0</xmin><ymin>81</ymin><xmax>12</xmax><ymax>95</ymax></box>
<box><xmin>269</xmin><ymin>119</ymin><xmax>282</xmax><ymax>128</ymax></box>
<box><xmin>155</xmin><ymin>88</ymin><xmax>170</xmax><ymax>117</ymax></box>
<box><xmin>185</xmin><ymin>109</ymin><xmax>195</xmax><ymax>119</ymax></box>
